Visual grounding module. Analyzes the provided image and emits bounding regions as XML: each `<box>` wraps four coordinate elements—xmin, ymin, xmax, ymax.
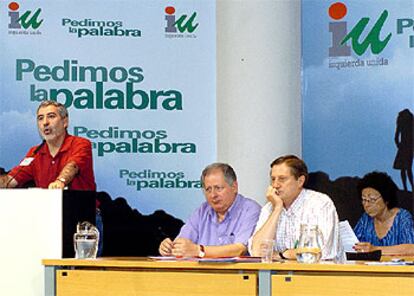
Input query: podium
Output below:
<box><xmin>0</xmin><ymin>189</ymin><xmax>95</xmax><ymax>296</ymax></box>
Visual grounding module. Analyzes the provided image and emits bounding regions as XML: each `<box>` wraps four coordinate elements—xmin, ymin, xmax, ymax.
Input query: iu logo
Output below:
<box><xmin>8</xmin><ymin>1</ymin><xmax>43</xmax><ymax>30</ymax></box>
<box><xmin>328</xmin><ymin>2</ymin><xmax>392</xmax><ymax>57</ymax></box>
<box><xmin>165</xmin><ymin>6</ymin><xmax>199</xmax><ymax>33</ymax></box>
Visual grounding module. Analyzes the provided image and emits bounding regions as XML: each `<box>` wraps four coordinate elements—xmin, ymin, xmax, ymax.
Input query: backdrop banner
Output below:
<box><xmin>0</xmin><ymin>0</ymin><xmax>216</xmax><ymax>220</ymax></box>
<box><xmin>302</xmin><ymin>0</ymin><xmax>413</xmax><ymax>224</ymax></box>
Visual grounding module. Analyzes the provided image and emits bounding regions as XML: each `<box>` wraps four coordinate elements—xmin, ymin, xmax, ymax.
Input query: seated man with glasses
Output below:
<box><xmin>353</xmin><ymin>171</ymin><xmax>414</xmax><ymax>255</ymax></box>
<box><xmin>158</xmin><ymin>163</ymin><xmax>261</xmax><ymax>258</ymax></box>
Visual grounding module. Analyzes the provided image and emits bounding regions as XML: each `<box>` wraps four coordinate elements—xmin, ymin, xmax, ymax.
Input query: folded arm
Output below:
<box><xmin>250</xmin><ymin>186</ymin><xmax>284</xmax><ymax>257</ymax></box>
<box><xmin>172</xmin><ymin>238</ymin><xmax>246</xmax><ymax>257</ymax></box>
<box><xmin>354</xmin><ymin>242</ymin><xmax>414</xmax><ymax>255</ymax></box>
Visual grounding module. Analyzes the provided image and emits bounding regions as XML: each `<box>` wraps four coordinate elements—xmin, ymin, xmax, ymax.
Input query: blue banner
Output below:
<box><xmin>0</xmin><ymin>0</ymin><xmax>216</xmax><ymax>220</ymax></box>
<box><xmin>302</xmin><ymin>0</ymin><xmax>413</xmax><ymax>192</ymax></box>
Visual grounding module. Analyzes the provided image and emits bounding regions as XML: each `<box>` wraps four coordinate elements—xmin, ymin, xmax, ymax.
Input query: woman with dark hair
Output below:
<box><xmin>353</xmin><ymin>172</ymin><xmax>414</xmax><ymax>255</ymax></box>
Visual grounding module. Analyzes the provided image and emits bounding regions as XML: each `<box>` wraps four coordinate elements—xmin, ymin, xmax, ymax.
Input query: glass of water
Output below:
<box><xmin>260</xmin><ymin>239</ymin><xmax>275</xmax><ymax>263</ymax></box>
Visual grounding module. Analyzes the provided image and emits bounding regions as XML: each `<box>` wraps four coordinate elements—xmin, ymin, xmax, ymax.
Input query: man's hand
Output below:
<box><xmin>0</xmin><ymin>175</ymin><xmax>8</xmax><ymax>188</ymax></box>
<box><xmin>0</xmin><ymin>175</ymin><xmax>17</xmax><ymax>188</ymax></box>
<box><xmin>48</xmin><ymin>179</ymin><xmax>65</xmax><ymax>189</ymax></box>
<box><xmin>159</xmin><ymin>238</ymin><xmax>174</xmax><ymax>256</ymax></box>
<box><xmin>171</xmin><ymin>238</ymin><xmax>199</xmax><ymax>257</ymax></box>
<box><xmin>266</xmin><ymin>185</ymin><xmax>283</xmax><ymax>209</ymax></box>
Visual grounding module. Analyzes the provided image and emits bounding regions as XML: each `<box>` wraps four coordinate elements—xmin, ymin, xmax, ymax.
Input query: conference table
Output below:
<box><xmin>42</xmin><ymin>257</ymin><xmax>414</xmax><ymax>296</ymax></box>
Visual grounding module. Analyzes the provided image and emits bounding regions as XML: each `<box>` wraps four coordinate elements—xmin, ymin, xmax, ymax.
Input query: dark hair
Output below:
<box><xmin>270</xmin><ymin>155</ymin><xmax>308</xmax><ymax>185</ymax></box>
<box><xmin>201</xmin><ymin>163</ymin><xmax>237</xmax><ymax>188</ymax></box>
<box><xmin>357</xmin><ymin>171</ymin><xmax>398</xmax><ymax>209</ymax></box>
<box><xmin>37</xmin><ymin>100</ymin><xmax>68</xmax><ymax>119</ymax></box>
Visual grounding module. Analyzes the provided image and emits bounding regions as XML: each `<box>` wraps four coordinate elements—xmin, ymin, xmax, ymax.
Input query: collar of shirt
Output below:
<box><xmin>206</xmin><ymin>193</ymin><xmax>241</xmax><ymax>223</ymax></box>
<box><xmin>283</xmin><ymin>188</ymin><xmax>307</xmax><ymax>218</ymax></box>
<box><xmin>39</xmin><ymin>133</ymin><xmax>72</xmax><ymax>157</ymax></box>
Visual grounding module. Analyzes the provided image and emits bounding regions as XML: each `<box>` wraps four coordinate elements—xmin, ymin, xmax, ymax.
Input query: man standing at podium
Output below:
<box><xmin>0</xmin><ymin>100</ymin><xmax>96</xmax><ymax>190</ymax></box>
<box><xmin>159</xmin><ymin>163</ymin><xmax>261</xmax><ymax>258</ymax></box>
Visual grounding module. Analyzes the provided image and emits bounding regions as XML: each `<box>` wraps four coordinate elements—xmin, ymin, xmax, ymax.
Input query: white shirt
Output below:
<box><xmin>249</xmin><ymin>189</ymin><xmax>341</xmax><ymax>260</ymax></box>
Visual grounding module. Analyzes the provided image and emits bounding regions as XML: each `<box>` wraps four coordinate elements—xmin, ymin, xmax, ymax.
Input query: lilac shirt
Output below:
<box><xmin>177</xmin><ymin>194</ymin><xmax>261</xmax><ymax>246</ymax></box>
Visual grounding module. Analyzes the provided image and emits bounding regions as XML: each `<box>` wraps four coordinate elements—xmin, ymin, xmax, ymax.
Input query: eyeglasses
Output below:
<box><xmin>361</xmin><ymin>195</ymin><xmax>381</xmax><ymax>204</ymax></box>
<box><xmin>204</xmin><ymin>185</ymin><xmax>225</xmax><ymax>194</ymax></box>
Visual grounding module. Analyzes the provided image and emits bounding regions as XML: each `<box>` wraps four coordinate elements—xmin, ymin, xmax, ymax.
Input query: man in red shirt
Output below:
<box><xmin>0</xmin><ymin>100</ymin><xmax>96</xmax><ymax>190</ymax></box>
<box><xmin>0</xmin><ymin>101</ymin><xmax>101</xmax><ymax>256</ymax></box>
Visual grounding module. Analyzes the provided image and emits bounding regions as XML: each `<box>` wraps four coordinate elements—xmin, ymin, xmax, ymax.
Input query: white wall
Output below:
<box><xmin>217</xmin><ymin>0</ymin><xmax>302</xmax><ymax>204</ymax></box>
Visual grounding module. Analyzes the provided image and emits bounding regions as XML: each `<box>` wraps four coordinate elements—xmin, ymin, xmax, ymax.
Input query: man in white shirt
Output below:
<box><xmin>249</xmin><ymin>155</ymin><xmax>341</xmax><ymax>260</ymax></box>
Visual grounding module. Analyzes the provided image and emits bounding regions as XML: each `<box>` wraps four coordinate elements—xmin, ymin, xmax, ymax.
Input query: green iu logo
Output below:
<box><xmin>328</xmin><ymin>2</ymin><xmax>391</xmax><ymax>57</ymax></box>
<box><xmin>8</xmin><ymin>1</ymin><xmax>43</xmax><ymax>30</ymax></box>
<box><xmin>165</xmin><ymin>6</ymin><xmax>199</xmax><ymax>33</ymax></box>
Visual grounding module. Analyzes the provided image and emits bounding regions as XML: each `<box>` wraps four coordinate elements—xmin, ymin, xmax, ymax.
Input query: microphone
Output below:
<box><xmin>0</xmin><ymin>167</ymin><xmax>6</xmax><ymax>175</ymax></box>
<box><xmin>32</xmin><ymin>140</ymin><xmax>46</xmax><ymax>155</ymax></box>
<box><xmin>5</xmin><ymin>140</ymin><xmax>46</xmax><ymax>188</ymax></box>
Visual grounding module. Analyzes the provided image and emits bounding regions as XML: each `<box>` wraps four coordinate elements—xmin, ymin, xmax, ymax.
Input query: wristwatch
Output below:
<box><xmin>198</xmin><ymin>244</ymin><xmax>206</xmax><ymax>258</ymax></box>
<box><xmin>57</xmin><ymin>177</ymin><xmax>67</xmax><ymax>185</ymax></box>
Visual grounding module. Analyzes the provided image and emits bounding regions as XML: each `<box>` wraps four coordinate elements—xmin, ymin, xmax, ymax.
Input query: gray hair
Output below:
<box><xmin>200</xmin><ymin>163</ymin><xmax>237</xmax><ymax>188</ymax></box>
<box><xmin>37</xmin><ymin>100</ymin><xmax>68</xmax><ymax>119</ymax></box>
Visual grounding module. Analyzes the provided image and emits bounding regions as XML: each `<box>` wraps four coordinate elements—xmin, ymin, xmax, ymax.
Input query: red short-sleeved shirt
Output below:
<box><xmin>10</xmin><ymin>134</ymin><xmax>96</xmax><ymax>191</ymax></box>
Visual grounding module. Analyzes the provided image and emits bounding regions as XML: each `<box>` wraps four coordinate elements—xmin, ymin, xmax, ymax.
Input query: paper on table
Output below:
<box><xmin>148</xmin><ymin>256</ymin><xmax>197</xmax><ymax>261</ymax></box>
<box><xmin>339</xmin><ymin>220</ymin><xmax>359</xmax><ymax>252</ymax></box>
<box><xmin>365</xmin><ymin>260</ymin><xmax>414</xmax><ymax>266</ymax></box>
<box><xmin>150</xmin><ymin>256</ymin><xmax>240</xmax><ymax>263</ymax></box>
<box><xmin>149</xmin><ymin>256</ymin><xmax>279</xmax><ymax>263</ymax></box>
<box><xmin>198</xmin><ymin>257</ymin><xmax>268</xmax><ymax>263</ymax></box>
<box><xmin>148</xmin><ymin>256</ymin><xmax>177</xmax><ymax>261</ymax></box>
<box><xmin>198</xmin><ymin>257</ymin><xmax>238</xmax><ymax>263</ymax></box>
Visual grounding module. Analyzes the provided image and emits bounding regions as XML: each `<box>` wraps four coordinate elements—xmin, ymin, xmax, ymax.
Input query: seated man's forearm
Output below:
<box><xmin>204</xmin><ymin>243</ymin><xmax>246</xmax><ymax>257</ymax></box>
<box><xmin>250</xmin><ymin>209</ymin><xmax>281</xmax><ymax>256</ymax></box>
